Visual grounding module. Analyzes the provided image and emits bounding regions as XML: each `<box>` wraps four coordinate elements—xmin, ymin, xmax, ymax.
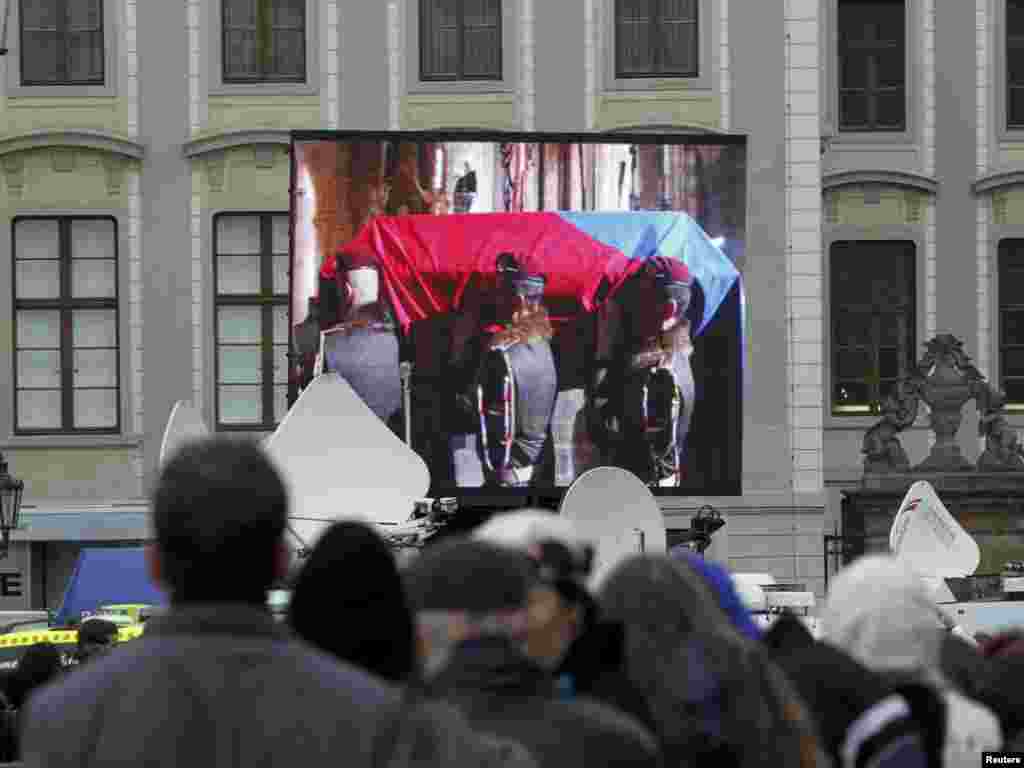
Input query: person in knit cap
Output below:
<box><xmin>404</xmin><ymin>536</ymin><xmax>661</xmax><ymax>768</ymax></box>
<box><xmin>822</xmin><ymin>555</ymin><xmax>1003</xmax><ymax>767</ymax></box>
<box><xmin>588</xmin><ymin>256</ymin><xmax>696</xmax><ymax>487</ymax></box>
<box><xmin>670</xmin><ymin>547</ymin><xmax>761</xmax><ymax>641</ymax></box>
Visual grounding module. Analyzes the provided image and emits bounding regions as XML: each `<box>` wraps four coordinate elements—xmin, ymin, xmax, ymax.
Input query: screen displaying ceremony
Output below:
<box><xmin>289</xmin><ymin>132</ymin><xmax>746</xmax><ymax>496</ymax></box>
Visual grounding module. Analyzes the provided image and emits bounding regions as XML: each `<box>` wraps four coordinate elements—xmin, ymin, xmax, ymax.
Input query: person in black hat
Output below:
<box><xmin>72</xmin><ymin>619</ymin><xmax>119</xmax><ymax>666</ymax></box>
<box><xmin>404</xmin><ymin>536</ymin><xmax>661</xmax><ymax>768</ymax></box>
<box><xmin>588</xmin><ymin>256</ymin><xmax>696</xmax><ymax>487</ymax></box>
<box><xmin>449</xmin><ymin>253</ymin><xmax>558</xmax><ymax>488</ymax></box>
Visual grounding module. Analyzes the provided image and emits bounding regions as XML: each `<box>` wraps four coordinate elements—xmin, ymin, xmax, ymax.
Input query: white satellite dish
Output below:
<box><xmin>158</xmin><ymin>401</ymin><xmax>209</xmax><ymax>469</ymax></box>
<box><xmin>889</xmin><ymin>480</ymin><xmax>980</xmax><ymax>578</ymax></box>
<box><xmin>263</xmin><ymin>373</ymin><xmax>431</xmax><ymax>554</ymax></box>
<box><xmin>559</xmin><ymin>466</ymin><xmax>666</xmax><ymax>590</ymax></box>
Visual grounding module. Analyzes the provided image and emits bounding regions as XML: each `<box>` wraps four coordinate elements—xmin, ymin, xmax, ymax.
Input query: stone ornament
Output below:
<box><xmin>863</xmin><ymin>334</ymin><xmax>1024</xmax><ymax>475</ymax></box>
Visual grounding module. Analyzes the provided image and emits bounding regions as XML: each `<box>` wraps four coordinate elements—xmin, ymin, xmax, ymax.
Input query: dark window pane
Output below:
<box><xmin>874</xmin><ymin>89</ymin><xmax>905</xmax><ymax>128</ymax></box>
<box><xmin>271</xmin><ymin>29</ymin><xmax>305</xmax><ymax>78</ymax></box>
<box><xmin>660</xmin><ymin>19</ymin><xmax>697</xmax><ymax>75</ymax></box>
<box><xmin>271</xmin><ymin>0</ymin><xmax>304</xmax><ymax>27</ymax></box>
<box><xmin>1010</xmin><ymin>87</ymin><xmax>1024</xmax><ymax>128</ymax></box>
<box><xmin>1005</xmin><ymin>378</ymin><xmax>1024</xmax><ymax>404</ymax></box>
<box><xmin>836</xmin><ymin>347</ymin><xmax>872</xmax><ymax>379</ymax></box>
<box><xmin>1008</xmin><ymin>47</ymin><xmax>1024</xmax><ymax>85</ymax></box>
<box><xmin>1003</xmin><ymin>348</ymin><xmax>1024</xmax><ymax>378</ymax></box>
<box><xmin>661</xmin><ymin>0</ymin><xmax>697</xmax><ymax>21</ymax></box>
<box><xmin>834</xmin><ymin>381</ymin><xmax>871</xmax><ymax>407</ymax></box>
<box><xmin>840</xmin><ymin>52</ymin><xmax>869</xmax><ymax>89</ymax></box>
<box><xmin>875</xmin><ymin>48</ymin><xmax>904</xmax><ymax>89</ymax></box>
<box><xmin>422</xmin><ymin>0</ymin><xmax>459</xmax><ymax>78</ymax></box>
<box><xmin>839</xmin><ymin>91</ymin><xmax>870</xmax><ymax>129</ymax></box>
<box><xmin>879</xmin><ymin>348</ymin><xmax>900</xmax><ymax>379</ymax></box>
<box><xmin>65</xmin><ymin>29</ymin><xmax>104</xmax><ymax>82</ymax></box>
<box><xmin>225</xmin><ymin>0</ymin><xmax>258</xmax><ymax>27</ymax></box>
<box><xmin>835</xmin><ymin>314</ymin><xmax>872</xmax><ymax>346</ymax></box>
<box><xmin>21</xmin><ymin>31</ymin><xmax>62</xmax><ymax>83</ymax></box>
<box><xmin>879</xmin><ymin>379</ymin><xmax>901</xmax><ymax>402</ymax></box>
<box><xmin>1003</xmin><ymin>310</ymin><xmax>1024</xmax><ymax>346</ymax></box>
<box><xmin>225</xmin><ymin>29</ymin><xmax>260</xmax><ymax>79</ymax></box>
<box><xmin>616</xmin><ymin>0</ymin><xmax>654</xmax><ymax>75</ymax></box>
<box><xmin>1009</xmin><ymin>0</ymin><xmax>1024</xmax><ymax>36</ymax></box>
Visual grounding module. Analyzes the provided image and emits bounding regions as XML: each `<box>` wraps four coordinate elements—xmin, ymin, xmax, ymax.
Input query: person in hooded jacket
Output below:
<box><xmin>405</xmin><ymin>537</ymin><xmax>662</xmax><ymax>768</ymax></box>
<box><xmin>764</xmin><ymin>613</ymin><xmax>935</xmax><ymax>768</ymax></box>
<box><xmin>821</xmin><ymin>555</ymin><xmax>1003</xmax><ymax>768</ymax></box>
<box><xmin>600</xmin><ymin>554</ymin><xmax>829</xmax><ymax>768</ymax></box>
<box><xmin>670</xmin><ymin>548</ymin><xmax>762</xmax><ymax>641</ymax></box>
<box><xmin>289</xmin><ymin>520</ymin><xmax>417</xmax><ymax>684</ymax></box>
<box><xmin>472</xmin><ymin>510</ymin><xmax>656</xmax><ymax>733</ymax></box>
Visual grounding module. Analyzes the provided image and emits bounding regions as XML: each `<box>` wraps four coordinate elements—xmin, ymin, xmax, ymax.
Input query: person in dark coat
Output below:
<box><xmin>405</xmin><ymin>537</ymin><xmax>661</xmax><ymax>768</ymax></box>
<box><xmin>289</xmin><ymin>520</ymin><xmax>416</xmax><ymax>684</ymax></box>
<box><xmin>473</xmin><ymin>510</ymin><xmax>656</xmax><ymax>732</ymax></box>
<box><xmin>7</xmin><ymin>643</ymin><xmax>62</xmax><ymax>709</ymax></box>
<box><xmin>19</xmin><ymin>438</ymin><xmax>536</xmax><ymax>768</ymax></box>
<box><xmin>764</xmin><ymin>613</ymin><xmax>934</xmax><ymax>768</ymax></box>
<box><xmin>671</xmin><ymin>548</ymin><xmax>762</xmax><ymax>641</ymax></box>
<box><xmin>600</xmin><ymin>555</ymin><xmax>828</xmax><ymax>768</ymax></box>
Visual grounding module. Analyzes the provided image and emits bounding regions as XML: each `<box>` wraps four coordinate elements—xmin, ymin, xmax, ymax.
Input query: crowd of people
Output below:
<box><xmin>3</xmin><ymin>437</ymin><xmax>1024</xmax><ymax>766</ymax></box>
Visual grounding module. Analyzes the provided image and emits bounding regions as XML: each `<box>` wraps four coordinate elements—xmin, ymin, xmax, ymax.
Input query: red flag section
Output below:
<box><xmin>322</xmin><ymin>212</ymin><xmax>644</xmax><ymax>332</ymax></box>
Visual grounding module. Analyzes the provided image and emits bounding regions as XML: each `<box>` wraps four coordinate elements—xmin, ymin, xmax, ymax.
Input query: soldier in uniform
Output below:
<box><xmin>320</xmin><ymin>247</ymin><xmax>404</xmax><ymax>436</ymax></box>
<box><xmin>587</xmin><ymin>257</ymin><xmax>695</xmax><ymax>487</ymax></box>
<box><xmin>449</xmin><ymin>253</ymin><xmax>559</xmax><ymax>488</ymax></box>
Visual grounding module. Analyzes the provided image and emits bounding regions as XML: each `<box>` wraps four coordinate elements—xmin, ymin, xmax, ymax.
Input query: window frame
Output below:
<box><xmin>601</xmin><ymin>0</ymin><xmax>714</xmax><ymax>93</ymax></box>
<box><xmin>211</xmin><ymin>212</ymin><xmax>290</xmax><ymax>433</ymax></box>
<box><xmin>823</xmin><ymin>0</ymin><xmax>918</xmax><ymax>148</ymax></box>
<box><xmin>612</xmin><ymin>0</ymin><xmax>699</xmax><ymax>81</ymax></box>
<box><xmin>835</xmin><ymin>0</ymin><xmax>907</xmax><ymax>133</ymax></box>
<box><xmin>4</xmin><ymin>0</ymin><xmax>118</xmax><ymax>97</ymax></box>
<box><xmin>997</xmin><ymin>238</ymin><xmax>1024</xmax><ymax>412</ymax></box>
<box><xmin>405</xmin><ymin>0</ymin><xmax>518</xmax><ymax>94</ymax></box>
<box><xmin>418</xmin><ymin>0</ymin><xmax>503</xmax><ymax>83</ymax></box>
<box><xmin>1000</xmin><ymin>0</ymin><xmax>1024</xmax><ymax>138</ymax></box>
<box><xmin>11</xmin><ymin>215</ymin><xmax>122</xmax><ymax>436</ymax></box>
<box><xmin>823</xmin><ymin>232</ymin><xmax>924</xmax><ymax>427</ymax></box>
<box><xmin>207</xmin><ymin>0</ymin><xmax>319</xmax><ymax>96</ymax></box>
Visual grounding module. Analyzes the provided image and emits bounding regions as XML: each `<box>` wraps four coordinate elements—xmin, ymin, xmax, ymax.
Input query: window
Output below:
<box><xmin>419</xmin><ymin>0</ymin><xmax>502</xmax><ymax>81</ymax></box>
<box><xmin>19</xmin><ymin>0</ymin><xmax>104</xmax><ymax>86</ymax></box>
<box><xmin>1008</xmin><ymin>0</ymin><xmax>1024</xmax><ymax>129</ymax></box>
<box><xmin>614</xmin><ymin>0</ymin><xmax>698</xmax><ymax>79</ymax></box>
<box><xmin>998</xmin><ymin>240</ymin><xmax>1024</xmax><ymax>411</ymax></box>
<box><xmin>13</xmin><ymin>217</ymin><xmax>120</xmax><ymax>434</ymax></box>
<box><xmin>830</xmin><ymin>240</ymin><xmax>916</xmax><ymax>415</ymax></box>
<box><xmin>222</xmin><ymin>0</ymin><xmax>306</xmax><ymax>84</ymax></box>
<box><xmin>837</xmin><ymin>0</ymin><xmax>906</xmax><ymax>132</ymax></box>
<box><xmin>214</xmin><ymin>214</ymin><xmax>290</xmax><ymax>431</ymax></box>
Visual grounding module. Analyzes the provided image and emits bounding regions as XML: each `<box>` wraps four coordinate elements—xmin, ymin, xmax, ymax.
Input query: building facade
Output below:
<box><xmin>0</xmin><ymin>0</ymin><xmax>1017</xmax><ymax>607</ymax></box>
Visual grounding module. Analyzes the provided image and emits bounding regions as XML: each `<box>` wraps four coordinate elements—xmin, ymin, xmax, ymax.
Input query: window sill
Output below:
<box><xmin>208</xmin><ymin>81</ymin><xmax>319</xmax><ymax>98</ymax></box>
<box><xmin>0</xmin><ymin>433</ymin><xmax>143</xmax><ymax>450</ymax></box>
<box><xmin>6</xmin><ymin>84</ymin><xmax>117</xmax><ymax>99</ymax></box>
<box><xmin>825</xmin><ymin>416</ymin><xmax>931</xmax><ymax>431</ymax></box>
<box><xmin>604</xmin><ymin>76</ymin><xmax>710</xmax><ymax>94</ymax></box>
<box><xmin>406</xmin><ymin>79</ymin><xmax>515</xmax><ymax>96</ymax></box>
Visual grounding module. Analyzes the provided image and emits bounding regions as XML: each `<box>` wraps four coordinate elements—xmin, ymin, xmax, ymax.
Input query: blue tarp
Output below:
<box><xmin>53</xmin><ymin>547</ymin><xmax>168</xmax><ymax>626</ymax></box>
<box><xmin>556</xmin><ymin>211</ymin><xmax>741</xmax><ymax>335</ymax></box>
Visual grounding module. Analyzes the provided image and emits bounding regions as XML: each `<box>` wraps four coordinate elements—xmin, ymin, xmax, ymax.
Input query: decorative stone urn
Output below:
<box><xmin>914</xmin><ymin>335</ymin><xmax>977</xmax><ymax>472</ymax></box>
<box><xmin>861</xmin><ymin>334</ymin><xmax>1023</xmax><ymax>476</ymax></box>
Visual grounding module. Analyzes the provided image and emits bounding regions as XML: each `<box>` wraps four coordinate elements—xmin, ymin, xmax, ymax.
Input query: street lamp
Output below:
<box><xmin>0</xmin><ymin>0</ymin><xmax>10</xmax><ymax>56</ymax></box>
<box><xmin>0</xmin><ymin>452</ymin><xmax>24</xmax><ymax>560</ymax></box>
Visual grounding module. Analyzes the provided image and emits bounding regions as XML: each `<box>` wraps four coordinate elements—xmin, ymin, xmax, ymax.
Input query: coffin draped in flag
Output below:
<box><xmin>321</xmin><ymin>211</ymin><xmax>740</xmax><ymax>335</ymax></box>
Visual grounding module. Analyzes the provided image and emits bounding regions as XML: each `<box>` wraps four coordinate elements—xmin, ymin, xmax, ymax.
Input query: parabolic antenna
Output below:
<box><xmin>559</xmin><ymin>466</ymin><xmax>666</xmax><ymax>590</ymax></box>
<box><xmin>263</xmin><ymin>373</ymin><xmax>431</xmax><ymax>553</ymax></box>
<box><xmin>889</xmin><ymin>480</ymin><xmax>980</xmax><ymax>578</ymax></box>
<box><xmin>158</xmin><ymin>401</ymin><xmax>209</xmax><ymax>469</ymax></box>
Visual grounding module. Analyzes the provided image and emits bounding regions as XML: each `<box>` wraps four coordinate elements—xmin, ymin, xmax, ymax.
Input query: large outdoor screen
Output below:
<box><xmin>289</xmin><ymin>131</ymin><xmax>746</xmax><ymax>497</ymax></box>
